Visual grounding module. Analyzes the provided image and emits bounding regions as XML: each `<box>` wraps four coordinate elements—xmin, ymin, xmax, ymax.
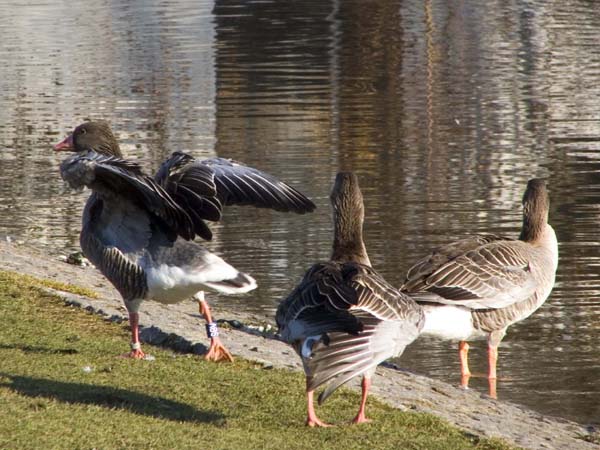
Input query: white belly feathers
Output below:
<box><xmin>420</xmin><ymin>304</ymin><xmax>485</xmax><ymax>341</ymax></box>
<box><xmin>145</xmin><ymin>253</ymin><xmax>241</xmax><ymax>303</ymax></box>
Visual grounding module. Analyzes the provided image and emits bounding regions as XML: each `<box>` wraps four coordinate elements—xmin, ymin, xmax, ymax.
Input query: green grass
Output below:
<box><xmin>579</xmin><ymin>433</ymin><xmax>600</xmax><ymax>445</ymax></box>
<box><xmin>0</xmin><ymin>271</ymin><xmax>516</xmax><ymax>450</ymax></box>
<box><xmin>1</xmin><ymin>269</ymin><xmax>100</xmax><ymax>298</ymax></box>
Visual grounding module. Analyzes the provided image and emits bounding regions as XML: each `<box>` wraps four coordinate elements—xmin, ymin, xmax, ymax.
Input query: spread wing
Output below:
<box><xmin>402</xmin><ymin>236</ymin><xmax>537</xmax><ymax>310</ymax></box>
<box><xmin>154</xmin><ymin>152</ymin><xmax>218</xmax><ymax>240</ymax></box>
<box><xmin>155</xmin><ymin>153</ymin><xmax>316</xmax><ymax>239</ymax></box>
<box><xmin>201</xmin><ymin>157</ymin><xmax>316</xmax><ymax>213</ymax></box>
<box><xmin>276</xmin><ymin>262</ymin><xmax>364</xmax><ymax>339</ymax></box>
<box><xmin>277</xmin><ymin>261</ymin><xmax>423</xmax><ymax>403</ymax></box>
<box><xmin>60</xmin><ymin>150</ymin><xmax>196</xmax><ymax>240</ymax></box>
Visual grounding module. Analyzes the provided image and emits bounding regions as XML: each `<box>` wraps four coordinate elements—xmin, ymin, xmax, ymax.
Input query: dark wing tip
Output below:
<box><xmin>297</xmin><ymin>197</ymin><xmax>317</xmax><ymax>214</ymax></box>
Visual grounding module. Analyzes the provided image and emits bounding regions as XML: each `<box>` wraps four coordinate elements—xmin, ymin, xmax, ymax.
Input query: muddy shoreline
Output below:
<box><xmin>0</xmin><ymin>239</ymin><xmax>596</xmax><ymax>449</ymax></box>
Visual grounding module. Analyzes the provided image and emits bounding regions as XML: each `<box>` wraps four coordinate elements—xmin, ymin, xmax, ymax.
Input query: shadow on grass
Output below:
<box><xmin>0</xmin><ymin>374</ymin><xmax>225</xmax><ymax>424</ymax></box>
<box><xmin>0</xmin><ymin>343</ymin><xmax>78</xmax><ymax>354</ymax></box>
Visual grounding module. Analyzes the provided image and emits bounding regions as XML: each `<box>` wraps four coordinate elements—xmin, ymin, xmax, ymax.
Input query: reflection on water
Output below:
<box><xmin>1</xmin><ymin>0</ymin><xmax>599</xmax><ymax>425</ymax></box>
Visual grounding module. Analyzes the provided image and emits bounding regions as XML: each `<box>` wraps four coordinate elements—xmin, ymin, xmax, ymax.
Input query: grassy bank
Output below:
<box><xmin>0</xmin><ymin>270</ymin><xmax>516</xmax><ymax>450</ymax></box>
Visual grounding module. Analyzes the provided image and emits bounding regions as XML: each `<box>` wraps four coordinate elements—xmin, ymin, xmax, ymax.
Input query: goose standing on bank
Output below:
<box><xmin>54</xmin><ymin>120</ymin><xmax>315</xmax><ymax>362</ymax></box>
<box><xmin>277</xmin><ymin>172</ymin><xmax>424</xmax><ymax>426</ymax></box>
<box><xmin>401</xmin><ymin>179</ymin><xmax>558</xmax><ymax>398</ymax></box>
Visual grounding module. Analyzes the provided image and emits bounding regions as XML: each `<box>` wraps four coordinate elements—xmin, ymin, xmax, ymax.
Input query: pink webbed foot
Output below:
<box><xmin>120</xmin><ymin>349</ymin><xmax>145</xmax><ymax>359</ymax></box>
<box><xmin>351</xmin><ymin>412</ymin><xmax>372</xmax><ymax>424</ymax></box>
<box><xmin>307</xmin><ymin>416</ymin><xmax>332</xmax><ymax>428</ymax></box>
<box><xmin>196</xmin><ymin>294</ymin><xmax>233</xmax><ymax>362</ymax></box>
<box><xmin>205</xmin><ymin>337</ymin><xmax>234</xmax><ymax>362</ymax></box>
<box><xmin>120</xmin><ymin>341</ymin><xmax>145</xmax><ymax>359</ymax></box>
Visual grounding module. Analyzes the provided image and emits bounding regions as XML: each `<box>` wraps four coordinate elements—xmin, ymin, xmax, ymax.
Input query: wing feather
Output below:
<box><xmin>276</xmin><ymin>261</ymin><xmax>423</xmax><ymax>403</ymax></box>
<box><xmin>155</xmin><ymin>153</ymin><xmax>315</xmax><ymax>241</ymax></box>
<box><xmin>402</xmin><ymin>236</ymin><xmax>537</xmax><ymax>309</ymax></box>
<box><xmin>60</xmin><ymin>151</ymin><xmax>195</xmax><ymax>240</ymax></box>
<box><xmin>201</xmin><ymin>157</ymin><xmax>316</xmax><ymax>213</ymax></box>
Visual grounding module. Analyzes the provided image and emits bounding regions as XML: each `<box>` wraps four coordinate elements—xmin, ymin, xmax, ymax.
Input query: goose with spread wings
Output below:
<box><xmin>400</xmin><ymin>179</ymin><xmax>558</xmax><ymax>398</ymax></box>
<box><xmin>54</xmin><ymin>120</ymin><xmax>315</xmax><ymax>362</ymax></box>
<box><xmin>277</xmin><ymin>172</ymin><xmax>423</xmax><ymax>426</ymax></box>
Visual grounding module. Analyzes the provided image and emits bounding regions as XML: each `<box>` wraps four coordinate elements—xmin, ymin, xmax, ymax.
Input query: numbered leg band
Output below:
<box><xmin>206</xmin><ymin>322</ymin><xmax>219</xmax><ymax>338</ymax></box>
<box><xmin>130</xmin><ymin>341</ymin><xmax>142</xmax><ymax>351</ymax></box>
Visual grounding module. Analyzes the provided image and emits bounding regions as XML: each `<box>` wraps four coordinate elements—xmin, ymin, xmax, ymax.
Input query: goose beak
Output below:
<box><xmin>53</xmin><ymin>134</ymin><xmax>74</xmax><ymax>151</ymax></box>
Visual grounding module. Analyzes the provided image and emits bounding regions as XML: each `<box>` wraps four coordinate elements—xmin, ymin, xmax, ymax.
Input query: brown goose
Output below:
<box><xmin>54</xmin><ymin>120</ymin><xmax>315</xmax><ymax>362</ymax></box>
<box><xmin>401</xmin><ymin>179</ymin><xmax>558</xmax><ymax>398</ymax></box>
<box><xmin>277</xmin><ymin>172</ymin><xmax>423</xmax><ymax>426</ymax></box>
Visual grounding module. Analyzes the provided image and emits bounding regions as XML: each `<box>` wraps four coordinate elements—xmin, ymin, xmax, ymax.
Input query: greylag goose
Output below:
<box><xmin>277</xmin><ymin>172</ymin><xmax>423</xmax><ymax>426</ymax></box>
<box><xmin>401</xmin><ymin>179</ymin><xmax>558</xmax><ymax>398</ymax></box>
<box><xmin>54</xmin><ymin>120</ymin><xmax>315</xmax><ymax>362</ymax></box>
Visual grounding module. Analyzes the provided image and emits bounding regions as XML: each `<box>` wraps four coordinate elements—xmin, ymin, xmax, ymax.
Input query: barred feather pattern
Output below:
<box><xmin>308</xmin><ymin>311</ymin><xmax>422</xmax><ymax>404</ymax></box>
<box><xmin>403</xmin><ymin>234</ymin><xmax>510</xmax><ymax>293</ymax></box>
<box><xmin>472</xmin><ymin>295</ymin><xmax>539</xmax><ymax>333</ymax></box>
<box><xmin>402</xmin><ymin>238</ymin><xmax>540</xmax><ymax>310</ymax></box>
<box><xmin>402</xmin><ymin>225</ymin><xmax>557</xmax><ymax>335</ymax></box>
<box><xmin>80</xmin><ymin>231</ymin><xmax>147</xmax><ymax>302</ymax></box>
<box><xmin>276</xmin><ymin>260</ymin><xmax>424</xmax><ymax>402</ymax></box>
<box><xmin>277</xmin><ymin>261</ymin><xmax>418</xmax><ymax>331</ymax></box>
<box><xmin>472</xmin><ymin>244</ymin><xmax>557</xmax><ymax>332</ymax></box>
<box><xmin>276</xmin><ymin>262</ymin><xmax>362</xmax><ymax>339</ymax></box>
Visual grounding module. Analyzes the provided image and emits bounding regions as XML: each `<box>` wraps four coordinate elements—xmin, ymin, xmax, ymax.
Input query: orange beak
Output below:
<box><xmin>53</xmin><ymin>134</ymin><xmax>74</xmax><ymax>151</ymax></box>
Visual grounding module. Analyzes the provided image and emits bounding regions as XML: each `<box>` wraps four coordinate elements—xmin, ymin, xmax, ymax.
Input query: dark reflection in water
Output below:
<box><xmin>0</xmin><ymin>0</ymin><xmax>599</xmax><ymax>425</ymax></box>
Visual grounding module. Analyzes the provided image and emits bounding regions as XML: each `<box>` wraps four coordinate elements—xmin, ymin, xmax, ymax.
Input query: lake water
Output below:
<box><xmin>0</xmin><ymin>0</ymin><xmax>599</xmax><ymax>426</ymax></box>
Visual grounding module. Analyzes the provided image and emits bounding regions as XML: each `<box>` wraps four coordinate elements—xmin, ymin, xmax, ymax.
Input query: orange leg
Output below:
<box><xmin>352</xmin><ymin>377</ymin><xmax>372</xmax><ymax>424</ymax></box>
<box><xmin>306</xmin><ymin>381</ymin><xmax>331</xmax><ymax>427</ymax></box>
<box><xmin>488</xmin><ymin>345</ymin><xmax>498</xmax><ymax>399</ymax></box>
<box><xmin>196</xmin><ymin>293</ymin><xmax>233</xmax><ymax>362</ymax></box>
<box><xmin>121</xmin><ymin>311</ymin><xmax>145</xmax><ymax>359</ymax></box>
<box><xmin>459</xmin><ymin>341</ymin><xmax>471</xmax><ymax>388</ymax></box>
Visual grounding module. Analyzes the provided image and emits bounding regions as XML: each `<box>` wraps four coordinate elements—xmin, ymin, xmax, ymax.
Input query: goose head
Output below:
<box><xmin>54</xmin><ymin>121</ymin><xmax>123</xmax><ymax>158</ymax></box>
